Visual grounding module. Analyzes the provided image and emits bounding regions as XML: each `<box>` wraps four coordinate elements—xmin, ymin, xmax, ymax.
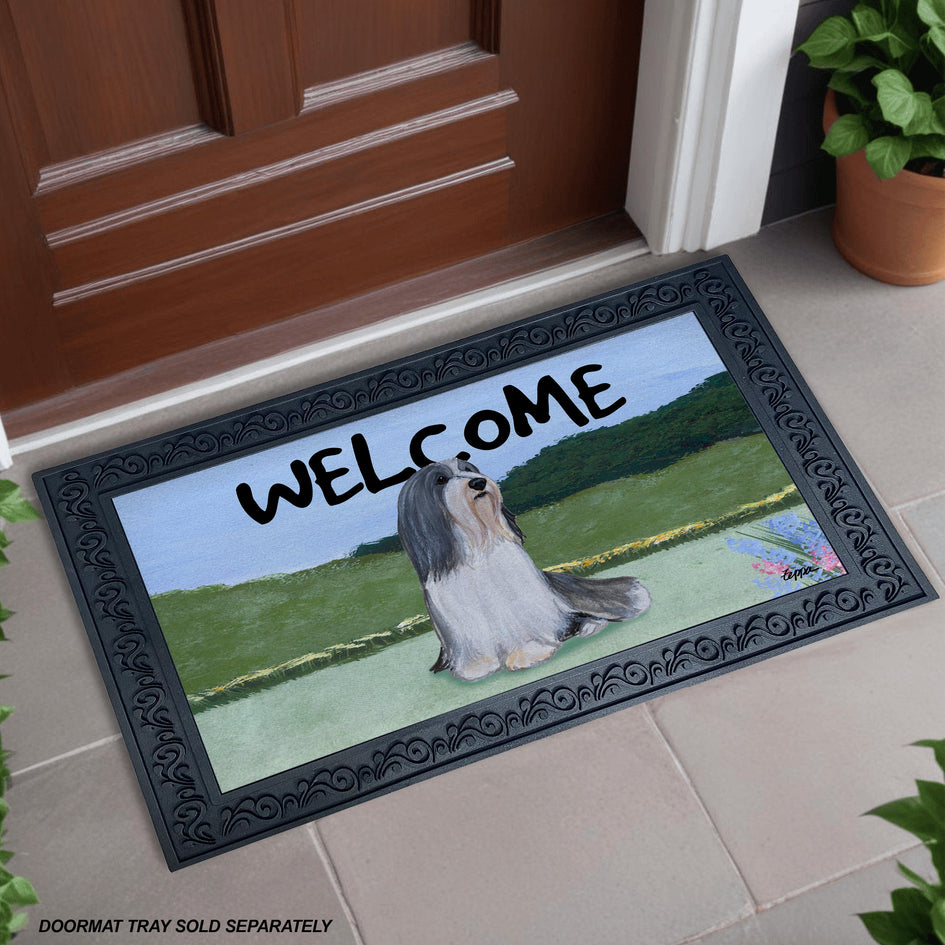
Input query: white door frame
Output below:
<box><xmin>627</xmin><ymin>0</ymin><xmax>798</xmax><ymax>254</ymax></box>
<box><xmin>0</xmin><ymin>416</ymin><xmax>10</xmax><ymax>469</ymax></box>
<box><xmin>2</xmin><ymin>0</ymin><xmax>798</xmax><ymax>458</ymax></box>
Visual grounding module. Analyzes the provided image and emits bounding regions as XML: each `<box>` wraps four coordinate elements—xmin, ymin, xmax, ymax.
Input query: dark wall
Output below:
<box><xmin>763</xmin><ymin>0</ymin><xmax>857</xmax><ymax>225</ymax></box>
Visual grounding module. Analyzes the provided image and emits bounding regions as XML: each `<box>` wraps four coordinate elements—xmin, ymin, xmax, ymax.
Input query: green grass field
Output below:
<box><xmin>197</xmin><ymin>502</ymin><xmax>827</xmax><ymax>792</ymax></box>
<box><xmin>152</xmin><ymin>433</ymin><xmax>794</xmax><ymax>696</ymax></box>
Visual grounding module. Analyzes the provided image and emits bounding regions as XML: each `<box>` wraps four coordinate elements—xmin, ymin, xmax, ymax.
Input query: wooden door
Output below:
<box><xmin>0</xmin><ymin>0</ymin><xmax>643</xmax><ymax>425</ymax></box>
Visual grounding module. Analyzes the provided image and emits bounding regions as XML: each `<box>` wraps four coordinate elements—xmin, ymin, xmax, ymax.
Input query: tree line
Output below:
<box><xmin>352</xmin><ymin>371</ymin><xmax>761</xmax><ymax>557</ymax></box>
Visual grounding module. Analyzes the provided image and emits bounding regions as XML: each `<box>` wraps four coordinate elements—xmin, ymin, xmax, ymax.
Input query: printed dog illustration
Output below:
<box><xmin>397</xmin><ymin>457</ymin><xmax>651</xmax><ymax>681</ymax></box>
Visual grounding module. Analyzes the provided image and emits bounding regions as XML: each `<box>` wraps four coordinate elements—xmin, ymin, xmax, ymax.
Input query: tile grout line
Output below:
<box><xmin>644</xmin><ymin>704</ymin><xmax>760</xmax><ymax>918</ymax></box>
<box><xmin>306</xmin><ymin>824</ymin><xmax>367</xmax><ymax>945</ymax></box>
<box><xmin>669</xmin><ymin>912</ymin><xmax>756</xmax><ymax>945</ymax></box>
<box><xmin>887</xmin><ymin>507</ymin><xmax>945</xmax><ymax>589</ymax></box>
<box><xmin>890</xmin><ymin>487</ymin><xmax>945</xmax><ymax>514</ymax></box>
<box><xmin>753</xmin><ymin>839</ymin><xmax>924</xmax><ymax>913</ymax></box>
<box><xmin>667</xmin><ymin>841</ymin><xmax>923</xmax><ymax>945</ymax></box>
<box><xmin>9</xmin><ymin>732</ymin><xmax>121</xmax><ymax>780</ymax></box>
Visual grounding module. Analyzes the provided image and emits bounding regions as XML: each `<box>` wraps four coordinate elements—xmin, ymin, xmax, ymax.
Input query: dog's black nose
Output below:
<box><xmin>468</xmin><ymin>477</ymin><xmax>487</xmax><ymax>492</ymax></box>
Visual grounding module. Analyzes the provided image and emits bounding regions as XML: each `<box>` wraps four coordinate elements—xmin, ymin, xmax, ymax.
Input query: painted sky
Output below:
<box><xmin>113</xmin><ymin>312</ymin><xmax>729</xmax><ymax>594</ymax></box>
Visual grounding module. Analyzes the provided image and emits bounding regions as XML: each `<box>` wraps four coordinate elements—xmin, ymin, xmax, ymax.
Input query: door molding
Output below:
<box><xmin>626</xmin><ymin>0</ymin><xmax>797</xmax><ymax>254</ymax></box>
<box><xmin>0</xmin><ymin>416</ymin><xmax>11</xmax><ymax>469</ymax></box>
<box><xmin>2</xmin><ymin>0</ymin><xmax>797</xmax><ymax>456</ymax></box>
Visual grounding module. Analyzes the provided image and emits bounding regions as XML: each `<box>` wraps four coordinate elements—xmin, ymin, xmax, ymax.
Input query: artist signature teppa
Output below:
<box><xmin>782</xmin><ymin>564</ymin><xmax>817</xmax><ymax>581</ymax></box>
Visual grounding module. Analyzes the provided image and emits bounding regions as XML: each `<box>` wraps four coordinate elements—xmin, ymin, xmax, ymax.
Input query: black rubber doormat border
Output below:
<box><xmin>35</xmin><ymin>256</ymin><xmax>936</xmax><ymax>869</ymax></box>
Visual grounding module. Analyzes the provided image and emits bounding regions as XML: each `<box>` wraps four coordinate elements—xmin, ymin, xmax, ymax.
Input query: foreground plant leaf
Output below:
<box><xmin>0</xmin><ymin>483</ymin><xmax>38</xmax><ymax>526</ymax></box>
<box><xmin>897</xmin><ymin>861</ymin><xmax>940</xmax><ymax>902</ymax></box>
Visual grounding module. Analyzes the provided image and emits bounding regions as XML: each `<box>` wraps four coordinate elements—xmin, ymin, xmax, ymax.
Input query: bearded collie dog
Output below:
<box><xmin>396</xmin><ymin>457</ymin><xmax>651</xmax><ymax>681</ymax></box>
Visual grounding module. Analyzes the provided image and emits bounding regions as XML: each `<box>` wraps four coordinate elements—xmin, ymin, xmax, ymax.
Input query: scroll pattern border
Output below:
<box><xmin>41</xmin><ymin>260</ymin><xmax>924</xmax><ymax>863</ymax></box>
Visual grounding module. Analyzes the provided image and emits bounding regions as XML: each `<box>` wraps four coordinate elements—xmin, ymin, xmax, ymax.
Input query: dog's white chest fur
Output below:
<box><xmin>424</xmin><ymin>537</ymin><xmax>570</xmax><ymax>680</ymax></box>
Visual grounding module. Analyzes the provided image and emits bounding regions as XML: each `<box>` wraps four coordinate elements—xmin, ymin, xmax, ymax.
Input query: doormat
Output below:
<box><xmin>35</xmin><ymin>256</ymin><xmax>936</xmax><ymax>869</ymax></box>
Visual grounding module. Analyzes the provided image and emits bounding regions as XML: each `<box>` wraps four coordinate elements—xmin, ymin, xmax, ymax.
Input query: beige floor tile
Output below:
<box><xmin>717</xmin><ymin>213</ymin><xmax>945</xmax><ymax>507</ymax></box>
<box><xmin>317</xmin><ymin>706</ymin><xmax>752</xmax><ymax>945</ymax></box>
<box><xmin>696</xmin><ymin>845</ymin><xmax>934</xmax><ymax>945</ymax></box>
<box><xmin>650</xmin><ymin>600</ymin><xmax>945</xmax><ymax>907</ymax></box>
<box><xmin>900</xmin><ymin>493</ymin><xmax>945</xmax><ymax>585</ymax></box>
<box><xmin>6</xmin><ymin>740</ymin><xmax>356</xmax><ymax>944</ymax></box>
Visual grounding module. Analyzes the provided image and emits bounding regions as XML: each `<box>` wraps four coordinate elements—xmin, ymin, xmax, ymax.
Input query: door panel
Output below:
<box><xmin>297</xmin><ymin>0</ymin><xmax>471</xmax><ymax>85</ymax></box>
<box><xmin>0</xmin><ymin>0</ymin><xmax>644</xmax><ymax>420</ymax></box>
<box><xmin>184</xmin><ymin>0</ymin><xmax>301</xmax><ymax>135</ymax></box>
<box><xmin>7</xmin><ymin>0</ymin><xmax>200</xmax><ymax>162</ymax></box>
<box><xmin>502</xmin><ymin>0</ymin><xmax>642</xmax><ymax>241</ymax></box>
<box><xmin>36</xmin><ymin>46</ymin><xmax>499</xmax><ymax>231</ymax></box>
<box><xmin>51</xmin><ymin>103</ymin><xmax>510</xmax><ymax>291</ymax></box>
<box><xmin>0</xmin><ymin>70</ymin><xmax>66</xmax><ymax>408</ymax></box>
<box><xmin>58</xmin><ymin>165</ymin><xmax>511</xmax><ymax>384</ymax></box>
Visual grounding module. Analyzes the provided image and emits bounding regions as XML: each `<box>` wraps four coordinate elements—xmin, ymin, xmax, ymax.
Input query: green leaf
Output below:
<box><xmin>865</xmin><ymin>134</ymin><xmax>912</xmax><ymax>177</ymax></box>
<box><xmin>932</xmin><ymin>898</ymin><xmax>945</xmax><ymax>944</ymax></box>
<box><xmin>7</xmin><ymin>911</ymin><xmax>27</xmax><ymax>933</ymax></box>
<box><xmin>834</xmin><ymin>52</ymin><xmax>889</xmax><ymax>72</ymax></box>
<box><xmin>867</xmin><ymin>795</ymin><xmax>941</xmax><ymax>839</ymax></box>
<box><xmin>859</xmin><ymin>909</ymin><xmax>923</xmax><ymax>945</ymax></box>
<box><xmin>918</xmin><ymin>0</ymin><xmax>945</xmax><ymax>27</ymax></box>
<box><xmin>0</xmin><ymin>482</ymin><xmax>37</xmax><ymax>526</ymax></box>
<box><xmin>0</xmin><ymin>709</ymin><xmax>11</xmax><ymax>726</ymax></box>
<box><xmin>0</xmin><ymin>877</ymin><xmax>38</xmax><ymax>907</ymax></box>
<box><xmin>798</xmin><ymin>16</ymin><xmax>858</xmax><ymax>68</ymax></box>
<box><xmin>910</xmin><ymin>133</ymin><xmax>945</xmax><ymax>159</ymax></box>
<box><xmin>824</xmin><ymin>112</ymin><xmax>872</xmax><ymax>155</ymax></box>
<box><xmin>854</xmin><ymin>2</ymin><xmax>888</xmax><ymax>36</ymax></box>
<box><xmin>917</xmin><ymin>780</ymin><xmax>945</xmax><ymax>829</ymax></box>
<box><xmin>932</xmin><ymin>842</ymin><xmax>945</xmax><ymax>885</ymax></box>
<box><xmin>915</xmin><ymin>739</ymin><xmax>945</xmax><ymax>775</ymax></box>
<box><xmin>925</xmin><ymin>26</ymin><xmax>945</xmax><ymax>67</ymax></box>
<box><xmin>874</xmin><ymin>69</ymin><xmax>918</xmax><ymax>126</ymax></box>
<box><xmin>897</xmin><ymin>860</ymin><xmax>941</xmax><ymax>901</ymax></box>
<box><xmin>904</xmin><ymin>92</ymin><xmax>937</xmax><ymax>133</ymax></box>
<box><xmin>888</xmin><ymin>23</ymin><xmax>919</xmax><ymax>58</ymax></box>
<box><xmin>880</xmin><ymin>0</ymin><xmax>902</xmax><ymax>21</ymax></box>
<box><xmin>830</xmin><ymin>72</ymin><xmax>871</xmax><ymax>106</ymax></box>
<box><xmin>890</xmin><ymin>886</ymin><xmax>936</xmax><ymax>940</ymax></box>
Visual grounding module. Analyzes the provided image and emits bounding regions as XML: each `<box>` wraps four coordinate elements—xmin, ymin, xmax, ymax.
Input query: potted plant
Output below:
<box><xmin>0</xmin><ymin>479</ymin><xmax>39</xmax><ymax>942</ymax></box>
<box><xmin>857</xmin><ymin>738</ymin><xmax>945</xmax><ymax>944</ymax></box>
<box><xmin>798</xmin><ymin>0</ymin><xmax>945</xmax><ymax>285</ymax></box>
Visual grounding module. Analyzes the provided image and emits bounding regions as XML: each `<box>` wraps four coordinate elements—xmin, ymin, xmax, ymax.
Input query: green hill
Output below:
<box><xmin>354</xmin><ymin>370</ymin><xmax>760</xmax><ymax>557</ymax></box>
<box><xmin>152</xmin><ymin>433</ymin><xmax>788</xmax><ymax>697</ymax></box>
<box><xmin>499</xmin><ymin>370</ymin><xmax>761</xmax><ymax>513</ymax></box>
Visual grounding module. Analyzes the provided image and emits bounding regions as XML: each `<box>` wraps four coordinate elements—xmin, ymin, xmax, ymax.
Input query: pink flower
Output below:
<box><xmin>811</xmin><ymin>544</ymin><xmax>844</xmax><ymax>574</ymax></box>
<box><xmin>752</xmin><ymin>560</ymin><xmax>788</xmax><ymax>576</ymax></box>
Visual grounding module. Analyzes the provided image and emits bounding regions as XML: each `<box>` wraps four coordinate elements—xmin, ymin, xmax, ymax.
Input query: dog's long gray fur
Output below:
<box><xmin>397</xmin><ymin>457</ymin><xmax>650</xmax><ymax>681</ymax></box>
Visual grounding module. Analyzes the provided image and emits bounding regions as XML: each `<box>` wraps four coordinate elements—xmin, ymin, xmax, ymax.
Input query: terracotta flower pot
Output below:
<box><xmin>823</xmin><ymin>89</ymin><xmax>945</xmax><ymax>286</ymax></box>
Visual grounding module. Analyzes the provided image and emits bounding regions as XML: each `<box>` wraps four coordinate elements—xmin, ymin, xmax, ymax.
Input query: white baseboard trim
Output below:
<box><xmin>9</xmin><ymin>239</ymin><xmax>649</xmax><ymax>459</ymax></box>
<box><xmin>0</xmin><ymin>416</ymin><xmax>11</xmax><ymax>470</ymax></box>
